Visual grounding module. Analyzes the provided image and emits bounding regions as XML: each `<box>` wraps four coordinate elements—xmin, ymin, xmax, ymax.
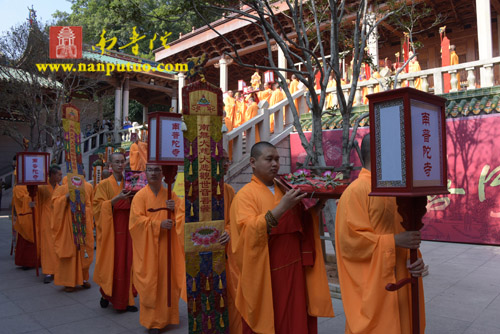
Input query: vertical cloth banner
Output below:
<box><xmin>62</xmin><ymin>104</ymin><xmax>87</xmax><ymax>249</ymax></box>
<box><xmin>182</xmin><ymin>80</ymin><xmax>228</xmax><ymax>333</ymax></box>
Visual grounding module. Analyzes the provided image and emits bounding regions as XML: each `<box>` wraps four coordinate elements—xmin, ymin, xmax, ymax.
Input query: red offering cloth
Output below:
<box><xmin>242</xmin><ymin>204</ymin><xmax>318</xmax><ymax>334</ymax></box>
<box><xmin>100</xmin><ymin>199</ymin><xmax>133</xmax><ymax>309</ymax></box>
<box><xmin>15</xmin><ymin>234</ymin><xmax>40</xmax><ymax>268</ymax></box>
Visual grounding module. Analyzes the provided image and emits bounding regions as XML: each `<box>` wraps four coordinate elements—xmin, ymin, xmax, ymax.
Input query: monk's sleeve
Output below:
<box><xmin>129</xmin><ymin>191</ymin><xmax>162</xmax><ymax>308</ymax></box>
<box><xmin>230</xmin><ymin>190</ymin><xmax>274</xmax><ymax>334</ymax></box>
<box><xmin>51</xmin><ymin>186</ymin><xmax>74</xmax><ymax>258</ymax></box>
<box><xmin>13</xmin><ymin>188</ymin><xmax>34</xmax><ymax>242</ymax></box>
<box><xmin>337</xmin><ymin>187</ymin><xmax>396</xmax><ymax>279</ymax></box>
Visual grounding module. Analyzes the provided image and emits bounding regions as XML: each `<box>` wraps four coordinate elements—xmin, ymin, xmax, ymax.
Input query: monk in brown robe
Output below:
<box><xmin>93</xmin><ymin>152</ymin><xmax>138</xmax><ymax>312</ymax></box>
<box><xmin>230</xmin><ymin>142</ymin><xmax>334</xmax><ymax>334</ymax></box>
<box><xmin>335</xmin><ymin>134</ymin><xmax>426</xmax><ymax>333</ymax></box>
<box><xmin>52</xmin><ymin>174</ymin><xmax>94</xmax><ymax>292</ymax></box>
<box><xmin>129</xmin><ymin>164</ymin><xmax>186</xmax><ymax>334</ymax></box>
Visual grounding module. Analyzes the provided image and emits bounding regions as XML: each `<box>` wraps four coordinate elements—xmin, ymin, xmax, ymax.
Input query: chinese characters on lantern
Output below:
<box><xmin>198</xmin><ymin>123</ymin><xmax>212</xmax><ymax>221</ymax></box>
<box><xmin>411</xmin><ymin>100</ymin><xmax>442</xmax><ymax>186</ymax></box>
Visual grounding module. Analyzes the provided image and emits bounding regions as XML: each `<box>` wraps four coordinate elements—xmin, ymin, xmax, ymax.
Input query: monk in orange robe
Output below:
<box><xmin>52</xmin><ymin>174</ymin><xmax>94</xmax><ymax>292</ymax></box>
<box><xmin>222</xmin><ymin>150</ymin><xmax>241</xmax><ymax>334</ymax></box>
<box><xmin>450</xmin><ymin>45</ymin><xmax>460</xmax><ymax>89</ymax></box>
<box><xmin>243</xmin><ymin>96</ymin><xmax>260</xmax><ymax>144</ymax></box>
<box><xmin>234</xmin><ymin>92</ymin><xmax>246</xmax><ymax>128</ymax></box>
<box><xmin>230</xmin><ymin>142</ymin><xmax>334</xmax><ymax>334</ymax></box>
<box><xmin>93</xmin><ymin>152</ymin><xmax>137</xmax><ymax>312</ymax></box>
<box><xmin>129</xmin><ymin>164</ymin><xmax>186</xmax><ymax>334</ymax></box>
<box><xmin>130</xmin><ymin>139</ymin><xmax>147</xmax><ymax>171</ymax></box>
<box><xmin>257</xmin><ymin>82</ymin><xmax>272</xmax><ymax>105</ymax></box>
<box><xmin>38</xmin><ymin>165</ymin><xmax>62</xmax><ymax>283</ymax></box>
<box><xmin>12</xmin><ymin>185</ymin><xmax>40</xmax><ymax>269</ymax></box>
<box><xmin>269</xmin><ymin>83</ymin><xmax>284</xmax><ymax>133</ymax></box>
<box><xmin>335</xmin><ymin>134</ymin><xmax>426</xmax><ymax>333</ymax></box>
<box><xmin>408</xmin><ymin>51</ymin><xmax>422</xmax><ymax>91</ymax></box>
<box><xmin>225</xmin><ymin>90</ymin><xmax>236</xmax><ymax>161</ymax></box>
<box><xmin>288</xmin><ymin>74</ymin><xmax>300</xmax><ymax>115</ymax></box>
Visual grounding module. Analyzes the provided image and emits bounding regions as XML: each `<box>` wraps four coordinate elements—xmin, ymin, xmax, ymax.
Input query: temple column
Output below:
<box><xmin>171</xmin><ymin>96</ymin><xmax>178</xmax><ymax>113</ymax></box>
<box><xmin>367</xmin><ymin>11</ymin><xmax>379</xmax><ymax>71</ymax></box>
<box><xmin>122</xmin><ymin>77</ymin><xmax>130</xmax><ymax>122</ymax></box>
<box><xmin>278</xmin><ymin>44</ymin><xmax>287</xmax><ymax>82</ymax></box>
<box><xmin>219</xmin><ymin>57</ymin><xmax>228</xmax><ymax>92</ymax></box>
<box><xmin>476</xmin><ymin>0</ymin><xmax>493</xmax><ymax>87</ymax></box>
<box><xmin>178</xmin><ymin>72</ymin><xmax>185</xmax><ymax>113</ymax></box>
<box><xmin>143</xmin><ymin>106</ymin><xmax>148</xmax><ymax>124</ymax></box>
<box><xmin>114</xmin><ymin>84</ymin><xmax>122</xmax><ymax>142</ymax></box>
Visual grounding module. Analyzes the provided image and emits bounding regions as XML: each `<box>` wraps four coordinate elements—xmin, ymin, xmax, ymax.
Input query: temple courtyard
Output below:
<box><xmin>1</xmin><ymin>213</ymin><xmax>500</xmax><ymax>333</ymax></box>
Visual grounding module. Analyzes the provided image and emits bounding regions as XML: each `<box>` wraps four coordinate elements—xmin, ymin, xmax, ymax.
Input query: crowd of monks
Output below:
<box><xmin>10</xmin><ymin>137</ymin><xmax>427</xmax><ymax>334</ymax></box>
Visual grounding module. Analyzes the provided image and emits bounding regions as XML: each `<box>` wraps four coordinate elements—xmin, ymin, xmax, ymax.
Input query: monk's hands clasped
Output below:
<box><xmin>218</xmin><ymin>231</ymin><xmax>230</xmax><ymax>245</ymax></box>
<box><xmin>160</xmin><ymin>219</ymin><xmax>173</xmax><ymax>230</ymax></box>
<box><xmin>166</xmin><ymin>200</ymin><xmax>175</xmax><ymax>212</ymax></box>
<box><xmin>395</xmin><ymin>231</ymin><xmax>421</xmax><ymax>249</ymax></box>
<box><xmin>407</xmin><ymin>258</ymin><xmax>425</xmax><ymax>277</ymax></box>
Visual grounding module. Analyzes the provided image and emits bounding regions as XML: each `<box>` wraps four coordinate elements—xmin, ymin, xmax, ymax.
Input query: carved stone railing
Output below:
<box><xmin>224</xmin><ymin>88</ymin><xmax>307</xmax><ymax>178</ymax></box>
<box><xmin>322</xmin><ymin>56</ymin><xmax>500</xmax><ymax>107</ymax></box>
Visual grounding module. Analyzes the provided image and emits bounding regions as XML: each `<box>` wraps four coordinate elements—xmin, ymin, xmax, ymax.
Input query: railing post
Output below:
<box><xmin>355</xmin><ymin>86</ymin><xmax>362</xmax><ymax>105</ymax></box>
<box><xmin>395</xmin><ymin>79</ymin><xmax>402</xmax><ymax>89</ymax></box>
<box><xmin>482</xmin><ymin>64</ymin><xmax>494</xmax><ymax>87</ymax></box>
<box><xmin>433</xmin><ymin>69</ymin><xmax>443</xmax><ymax>94</ymax></box>
<box><xmin>232</xmin><ymin>133</ymin><xmax>243</xmax><ymax>163</ymax></box>
<box><xmin>449</xmin><ymin>70</ymin><xmax>458</xmax><ymax>92</ymax></box>
<box><xmin>367</xmin><ymin>84</ymin><xmax>374</xmax><ymax>95</ymax></box>
<box><xmin>466</xmin><ymin>67</ymin><xmax>476</xmax><ymax>90</ymax></box>
<box><xmin>275</xmin><ymin>105</ymin><xmax>284</xmax><ymax>135</ymax></box>
<box><xmin>262</xmin><ymin>108</ymin><xmax>270</xmax><ymax>142</ymax></box>
<box><xmin>421</xmin><ymin>75</ymin><xmax>429</xmax><ymax>92</ymax></box>
<box><xmin>408</xmin><ymin>77</ymin><xmax>415</xmax><ymax>88</ymax></box>
<box><xmin>246</xmin><ymin>126</ymin><xmax>256</xmax><ymax>152</ymax></box>
<box><xmin>343</xmin><ymin>88</ymin><xmax>349</xmax><ymax>105</ymax></box>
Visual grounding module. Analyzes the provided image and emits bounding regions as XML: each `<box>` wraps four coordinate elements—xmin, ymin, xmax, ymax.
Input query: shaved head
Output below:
<box><xmin>110</xmin><ymin>152</ymin><xmax>125</xmax><ymax>163</ymax></box>
<box><xmin>250</xmin><ymin>141</ymin><xmax>276</xmax><ymax>159</ymax></box>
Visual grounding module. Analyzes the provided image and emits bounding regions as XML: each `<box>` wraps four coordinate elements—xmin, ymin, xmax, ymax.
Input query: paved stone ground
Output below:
<box><xmin>1</xmin><ymin>213</ymin><xmax>500</xmax><ymax>333</ymax></box>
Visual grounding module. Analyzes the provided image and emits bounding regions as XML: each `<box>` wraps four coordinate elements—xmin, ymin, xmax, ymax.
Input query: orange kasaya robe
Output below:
<box><xmin>373</xmin><ymin>71</ymin><xmax>382</xmax><ymax>94</ymax></box>
<box><xmin>129</xmin><ymin>185</ymin><xmax>186</xmax><ymax>330</ymax></box>
<box><xmin>225</xmin><ymin>95</ymin><xmax>236</xmax><ymax>161</ymax></box>
<box><xmin>52</xmin><ymin>181</ymin><xmax>94</xmax><ymax>288</ymax></box>
<box><xmin>38</xmin><ymin>183</ymin><xmax>60</xmax><ymax>275</ymax></box>
<box><xmin>93</xmin><ymin>175</ymin><xmax>135</xmax><ymax>309</ymax></box>
<box><xmin>230</xmin><ymin>176</ymin><xmax>334</xmax><ymax>334</ymax></box>
<box><xmin>409</xmin><ymin>61</ymin><xmax>422</xmax><ymax>91</ymax></box>
<box><xmin>450</xmin><ymin>51</ymin><xmax>460</xmax><ymax>88</ymax></box>
<box><xmin>269</xmin><ymin>89</ymin><xmax>284</xmax><ymax>133</ymax></box>
<box><xmin>257</xmin><ymin>88</ymin><xmax>272</xmax><ymax>106</ymax></box>
<box><xmin>288</xmin><ymin>79</ymin><xmax>300</xmax><ymax>115</ymax></box>
<box><xmin>224</xmin><ymin>183</ymin><xmax>242</xmax><ymax>334</ymax></box>
<box><xmin>234</xmin><ymin>98</ymin><xmax>246</xmax><ymax>128</ymax></box>
<box><xmin>325</xmin><ymin>79</ymin><xmax>336</xmax><ymax>109</ymax></box>
<box><xmin>12</xmin><ymin>185</ymin><xmax>41</xmax><ymax>268</ymax></box>
<box><xmin>130</xmin><ymin>141</ymin><xmax>147</xmax><ymax>171</ymax></box>
<box><xmin>335</xmin><ymin>168</ymin><xmax>425</xmax><ymax>334</ymax></box>
<box><xmin>243</xmin><ymin>102</ymin><xmax>260</xmax><ymax>144</ymax></box>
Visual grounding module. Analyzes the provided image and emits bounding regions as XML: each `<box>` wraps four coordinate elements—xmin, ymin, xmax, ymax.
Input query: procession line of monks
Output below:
<box><xmin>11</xmin><ymin>138</ymin><xmax>426</xmax><ymax>334</ymax></box>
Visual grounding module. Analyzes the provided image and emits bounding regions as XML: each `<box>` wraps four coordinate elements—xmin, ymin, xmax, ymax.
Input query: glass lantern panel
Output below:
<box><xmin>149</xmin><ymin>118</ymin><xmax>157</xmax><ymax>160</ymax></box>
<box><xmin>374</xmin><ymin>99</ymin><xmax>406</xmax><ymax>188</ymax></box>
